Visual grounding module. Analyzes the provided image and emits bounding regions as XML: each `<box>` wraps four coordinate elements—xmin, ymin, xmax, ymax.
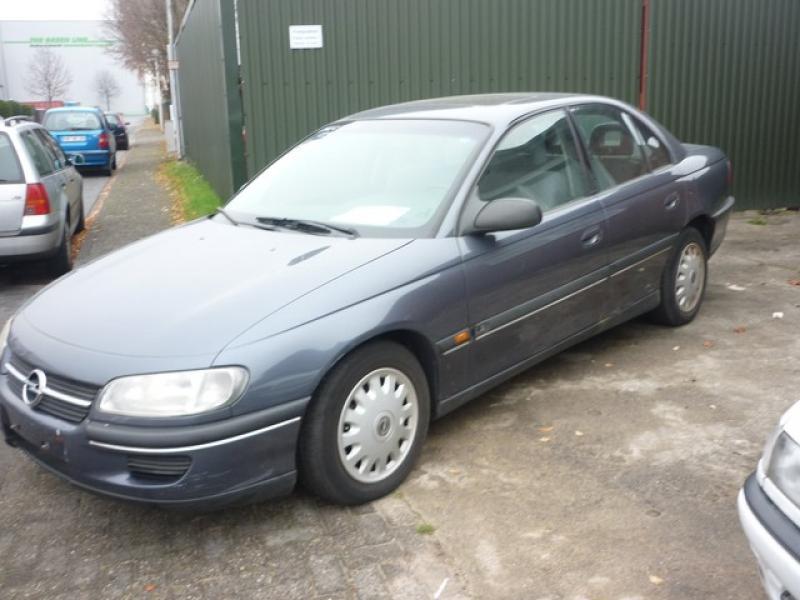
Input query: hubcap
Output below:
<box><xmin>675</xmin><ymin>241</ymin><xmax>706</xmax><ymax>313</ymax></box>
<box><xmin>337</xmin><ymin>367</ymin><xmax>419</xmax><ymax>484</ymax></box>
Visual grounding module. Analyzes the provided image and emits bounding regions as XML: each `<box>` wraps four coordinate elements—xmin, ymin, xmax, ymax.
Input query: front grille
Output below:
<box><xmin>127</xmin><ymin>455</ymin><xmax>191</xmax><ymax>481</ymax></box>
<box><xmin>4</xmin><ymin>351</ymin><xmax>99</xmax><ymax>423</ymax></box>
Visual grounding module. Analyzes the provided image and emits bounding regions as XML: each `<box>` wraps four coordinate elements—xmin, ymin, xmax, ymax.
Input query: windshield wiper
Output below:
<box><xmin>255</xmin><ymin>217</ymin><xmax>358</xmax><ymax>238</ymax></box>
<box><xmin>213</xmin><ymin>207</ymin><xmax>239</xmax><ymax>226</ymax></box>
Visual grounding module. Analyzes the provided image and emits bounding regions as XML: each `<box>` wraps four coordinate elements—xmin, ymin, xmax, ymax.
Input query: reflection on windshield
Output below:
<box><xmin>226</xmin><ymin>119</ymin><xmax>488</xmax><ymax>236</ymax></box>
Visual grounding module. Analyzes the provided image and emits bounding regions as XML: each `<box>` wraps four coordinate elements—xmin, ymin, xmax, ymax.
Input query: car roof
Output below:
<box><xmin>44</xmin><ymin>106</ymin><xmax>101</xmax><ymax>113</ymax></box>
<box><xmin>346</xmin><ymin>92</ymin><xmax>630</xmax><ymax>127</ymax></box>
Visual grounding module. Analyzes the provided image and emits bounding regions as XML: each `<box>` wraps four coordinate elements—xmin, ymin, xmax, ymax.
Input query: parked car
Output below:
<box><xmin>0</xmin><ymin>93</ymin><xmax>734</xmax><ymax>509</ymax></box>
<box><xmin>739</xmin><ymin>401</ymin><xmax>800</xmax><ymax>599</ymax></box>
<box><xmin>0</xmin><ymin>115</ymin><xmax>84</xmax><ymax>275</ymax></box>
<box><xmin>43</xmin><ymin>106</ymin><xmax>116</xmax><ymax>176</ymax></box>
<box><xmin>105</xmin><ymin>113</ymin><xmax>130</xmax><ymax>150</ymax></box>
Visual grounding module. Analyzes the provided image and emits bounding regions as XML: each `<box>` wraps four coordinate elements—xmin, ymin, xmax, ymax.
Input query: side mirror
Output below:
<box><xmin>124</xmin><ymin>121</ymin><xmax>130</xmax><ymax>126</ymax></box>
<box><xmin>468</xmin><ymin>197</ymin><xmax>543</xmax><ymax>234</ymax></box>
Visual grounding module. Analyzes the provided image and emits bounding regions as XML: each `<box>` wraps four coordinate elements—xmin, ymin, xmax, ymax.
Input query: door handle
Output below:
<box><xmin>664</xmin><ymin>192</ymin><xmax>680</xmax><ymax>210</ymax></box>
<box><xmin>580</xmin><ymin>227</ymin><xmax>603</xmax><ymax>248</ymax></box>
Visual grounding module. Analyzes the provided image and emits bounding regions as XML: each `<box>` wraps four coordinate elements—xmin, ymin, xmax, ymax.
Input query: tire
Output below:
<box><xmin>650</xmin><ymin>227</ymin><xmax>708</xmax><ymax>326</ymax></box>
<box><xmin>299</xmin><ymin>341</ymin><xmax>430</xmax><ymax>505</ymax></box>
<box><xmin>47</xmin><ymin>217</ymin><xmax>73</xmax><ymax>277</ymax></box>
<box><xmin>111</xmin><ymin>154</ymin><xmax>117</xmax><ymax>170</ymax></box>
<box><xmin>75</xmin><ymin>190</ymin><xmax>86</xmax><ymax>233</ymax></box>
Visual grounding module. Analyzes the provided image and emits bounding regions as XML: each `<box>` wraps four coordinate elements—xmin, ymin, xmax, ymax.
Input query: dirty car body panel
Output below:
<box><xmin>0</xmin><ymin>94</ymin><xmax>734</xmax><ymax>507</ymax></box>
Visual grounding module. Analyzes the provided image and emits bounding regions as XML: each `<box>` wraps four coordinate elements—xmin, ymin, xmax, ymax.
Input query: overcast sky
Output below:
<box><xmin>0</xmin><ymin>0</ymin><xmax>109</xmax><ymax>21</ymax></box>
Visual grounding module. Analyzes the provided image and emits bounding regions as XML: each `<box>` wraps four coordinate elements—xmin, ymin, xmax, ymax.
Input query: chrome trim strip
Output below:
<box><xmin>475</xmin><ymin>278</ymin><xmax>606</xmax><ymax>341</ymax></box>
<box><xmin>4</xmin><ymin>362</ymin><xmax>92</xmax><ymax>408</ymax></box>
<box><xmin>442</xmin><ymin>340</ymin><xmax>471</xmax><ymax>356</ymax></box>
<box><xmin>88</xmin><ymin>416</ymin><xmax>302</xmax><ymax>455</ymax></box>
<box><xmin>609</xmin><ymin>247</ymin><xmax>671</xmax><ymax>279</ymax></box>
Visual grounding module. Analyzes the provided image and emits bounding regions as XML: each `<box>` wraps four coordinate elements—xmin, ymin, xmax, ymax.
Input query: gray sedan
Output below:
<box><xmin>0</xmin><ymin>93</ymin><xmax>734</xmax><ymax>508</ymax></box>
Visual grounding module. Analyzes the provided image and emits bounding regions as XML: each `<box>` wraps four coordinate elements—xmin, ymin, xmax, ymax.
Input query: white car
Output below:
<box><xmin>739</xmin><ymin>402</ymin><xmax>800</xmax><ymax>599</ymax></box>
<box><xmin>0</xmin><ymin>115</ymin><xmax>84</xmax><ymax>275</ymax></box>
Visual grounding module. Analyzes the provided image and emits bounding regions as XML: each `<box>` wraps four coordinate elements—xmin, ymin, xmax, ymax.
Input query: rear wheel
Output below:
<box><xmin>48</xmin><ymin>216</ymin><xmax>73</xmax><ymax>277</ymax></box>
<box><xmin>75</xmin><ymin>189</ymin><xmax>86</xmax><ymax>233</ymax></box>
<box><xmin>299</xmin><ymin>341</ymin><xmax>430</xmax><ymax>505</ymax></box>
<box><xmin>650</xmin><ymin>227</ymin><xmax>708</xmax><ymax>326</ymax></box>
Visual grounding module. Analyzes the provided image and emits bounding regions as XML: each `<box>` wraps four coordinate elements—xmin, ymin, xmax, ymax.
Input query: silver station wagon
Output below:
<box><xmin>0</xmin><ymin>115</ymin><xmax>84</xmax><ymax>274</ymax></box>
<box><xmin>0</xmin><ymin>94</ymin><xmax>734</xmax><ymax>509</ymax></box>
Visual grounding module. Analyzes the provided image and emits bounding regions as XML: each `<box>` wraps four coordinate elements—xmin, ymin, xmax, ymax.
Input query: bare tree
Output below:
<box><xmin>104</xmin><ymin>0</ymin><xmax>189</xmax><ymax>98</ymax></box>
<box><xmin>25</xmin><ymin>48</ymin><xmax>73</xmax><ymax>104</ymax></box>
<box><xmin>95</xmin><ymin>70</ymin><xmax>121</xmax><ymax>110</ymax></box>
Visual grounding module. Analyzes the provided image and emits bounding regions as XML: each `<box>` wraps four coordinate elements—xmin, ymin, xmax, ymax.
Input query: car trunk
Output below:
<box><xmin>0</xmin><ymin>183</ymin><xmax>26</xmax><ymax>234</ymax></box>
<box><xmin>0</xmin><ymin>132</ymin><xmax>25</xmax><ymax>233</ymax></box>
<box><xmin>51</xmin><ymin>129</ymin><xmax>104</xmax><ymax>152</ymax></box>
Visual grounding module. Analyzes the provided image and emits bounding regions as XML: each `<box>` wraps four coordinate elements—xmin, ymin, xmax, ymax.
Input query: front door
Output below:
<box><xmin>459</xmin><ymin>109</ymin><xmax>609</xmax><ymax>386</ymax></box>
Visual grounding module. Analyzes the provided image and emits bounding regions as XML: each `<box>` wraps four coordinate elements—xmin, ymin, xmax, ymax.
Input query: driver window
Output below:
<box><xmin>477</xmin><ymin>110</ymin><xmax>590</xmax><ymax>212</ymax></box>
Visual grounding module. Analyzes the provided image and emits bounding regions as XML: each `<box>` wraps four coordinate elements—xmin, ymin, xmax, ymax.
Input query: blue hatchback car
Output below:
<box><xmin>43</xmin><ymin>107</ymin><xmax>117</xmax><ymax>175</ymax></box>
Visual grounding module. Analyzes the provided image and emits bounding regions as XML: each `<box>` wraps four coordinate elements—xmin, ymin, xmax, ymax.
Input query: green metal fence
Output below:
<box><xmin>647</xmin><ymin>0</ymin><xmax>800</xmax><ymax>209</ymax></box>
<box><xmin>177</xmin><ymin>0</ymin><xmax>800</xmax><ymax>209</ymax></box>
<box><xmin>237</xmin><ymin>0</ymin><xmax>643</xmax><ymax>177</ymax></box>
<box><xmin>175</xmin><ymin>0</ymin><xmax>246</xmax><ymax>200</ymax></box>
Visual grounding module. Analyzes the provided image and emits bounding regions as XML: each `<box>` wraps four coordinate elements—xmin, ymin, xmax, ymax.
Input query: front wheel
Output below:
<box><xmin>650</xmin><ymin>227</ymin><xmax>708</xmax><ymax>326</ymax></box>
<box><xmin>299</xmin><ymin>341</ymin><xmax>430</xmax><ymax>505</ymax></box>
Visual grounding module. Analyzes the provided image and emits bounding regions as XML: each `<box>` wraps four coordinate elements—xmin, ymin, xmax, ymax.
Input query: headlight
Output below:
<box><xmin>767</xmin><ymin>431</ymin><xmax>800</xmax><ymax>507</ymax></box>
<box><xmin>97</xmin><ymin>367</ymin><xmax>248</xmax><ymax>417</ymax></box>
<box><xmin>0</xmin><ymin>318</ymin><xmax>11</xmax><ymax>356</ymax></box>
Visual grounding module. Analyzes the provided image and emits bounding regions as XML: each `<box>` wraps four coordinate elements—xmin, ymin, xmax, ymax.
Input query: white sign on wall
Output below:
<box><xmin>289</xmin><ymin>25</ymin><xmax>323</xmax><ymax>49</ymax></box>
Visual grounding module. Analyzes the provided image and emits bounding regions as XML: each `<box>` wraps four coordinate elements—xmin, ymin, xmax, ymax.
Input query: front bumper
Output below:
<box><xmin>739</xmin><ymin>473</ymin><xmax>800</xmax><ymax>599</ymax></box>
<box><xmin>0</xmin><ymin>370</ymin><xmax>306</xmax><ymax>509</ymax></box>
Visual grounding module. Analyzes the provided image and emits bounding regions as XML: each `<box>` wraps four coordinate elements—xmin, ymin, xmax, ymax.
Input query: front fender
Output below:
<box><xmin>214</xmin><ymin>240</ymin><xmax>470</xmax><ymax>416</ymax></box>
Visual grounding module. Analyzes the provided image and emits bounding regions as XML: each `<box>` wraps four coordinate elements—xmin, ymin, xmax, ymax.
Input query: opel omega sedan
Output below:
<box><xmin>0</xmin><ymin>94</ymin><xmax>734</xmax><ymax>508</ymax></box>
<box><xmin>739</xmin><ymin>401</ymin><xmax>800</xmax><ymax>599</ymax></box>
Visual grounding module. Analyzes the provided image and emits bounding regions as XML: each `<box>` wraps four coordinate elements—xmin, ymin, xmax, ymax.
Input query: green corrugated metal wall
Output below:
<box><xmin>647</xmin><ymin>0</ymin><xmax>800</xmax><ymax>209</ymax></box>
<box><xmin>177</xmin><ymin>0</ymin><xmax>800</xmax><ymax>209</ymax></box>
<box><xmin>175</xmin><ymin>0</ymin><xmax>246</xmax><ymax>200</ymax></box>
<box><xmin>237</xmin><ymin>0</ymin><xmax>642</xmax><ymax>177</ymax></box>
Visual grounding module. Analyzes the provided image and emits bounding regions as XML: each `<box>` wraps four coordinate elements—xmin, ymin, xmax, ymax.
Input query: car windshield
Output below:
<box><xmin>226</xmin><ymin>119</ymin><xmax>488</xmax><ymax>237</ymax></box>
<box><xmin>44</xmin><ymin>111</ymin><xmax>102</xmax><ymax>131</ymax></box>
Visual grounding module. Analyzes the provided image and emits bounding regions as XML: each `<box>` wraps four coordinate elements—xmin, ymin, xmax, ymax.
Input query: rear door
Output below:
<box><xmin>0</xmin><ymin>132</ymin><xmax>26</xmax><ymax>234</ymax></box>
<box><xmin>35</xmin><ymin>128</ymin><xmax>81</xmax><ymax>222</ymax></box>
<box><xmin>570</xmin><ymin>104</ymin><xmax>684</xmax><ymax>315</ymax></box>
<box><xmin>459</xmin><ymin>109</ymin><xmax>609</xmax><ymax>384</ymax></box>
<box><xmin>19</xmin><ymin>129</ymin><xmax>62</xmax><ymax>216</ymax></box>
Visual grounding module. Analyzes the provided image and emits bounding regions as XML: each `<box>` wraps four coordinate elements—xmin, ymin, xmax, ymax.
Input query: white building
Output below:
<box><xmin>0</xmin><ymin>20</ymin><xmax>147</xmax><ymax>115</ymax></box>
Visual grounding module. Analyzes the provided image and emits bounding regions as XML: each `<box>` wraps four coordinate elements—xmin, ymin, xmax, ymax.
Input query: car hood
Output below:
<box><xmin>19</xmin><ymin>219</ymin><xmax>410</xmax><ymax>358</ymax></box>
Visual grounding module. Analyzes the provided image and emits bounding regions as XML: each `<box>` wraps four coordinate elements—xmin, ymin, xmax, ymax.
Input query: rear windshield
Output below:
<box><xmin>0</xmin><ymin>133</ymin><xmax>23</xmax><ymax>183</ymax></box>
<box><xmin>44</xmin><ymin>111</ymin><xmax>102</xmax><ymax>131</ymax></box>
<box><xmin>106</xmin><ymin>114</ymin><xmax>120</xmax><ymax>126</ymax></box>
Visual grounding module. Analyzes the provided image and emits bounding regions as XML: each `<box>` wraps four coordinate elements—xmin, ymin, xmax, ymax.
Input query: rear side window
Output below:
<box><xmin>477</xmin><ymin>110</ymin><xmax>591</xmax><ymax>212</ymax></box>
<box><xmin>0</xmin><ymin>133</ymin><xmax>24</xmax><ymax>183</ymax></box>
<box><xmin>626</xmin><ymin>116</ymin><xmax>672</xmax><ymax>170</ymax></box>
<box><xmin>34</xmin><ymin>129</ymin><xmax>67</xmax><ymax>171</ymax></box>
<box><xmin>44</xmin><ymin>111</ymin><xmax>102</xmax><ymax>131</ymax></box>
<box><xmin>571</xmin><ymin>105</ymin><xmax>649</xmax><ymax>190</ymax></box>
<box><xmin>20</xmin><ymin>130</ymin><xmax>56</xmax><ymax>176</ymax></box>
